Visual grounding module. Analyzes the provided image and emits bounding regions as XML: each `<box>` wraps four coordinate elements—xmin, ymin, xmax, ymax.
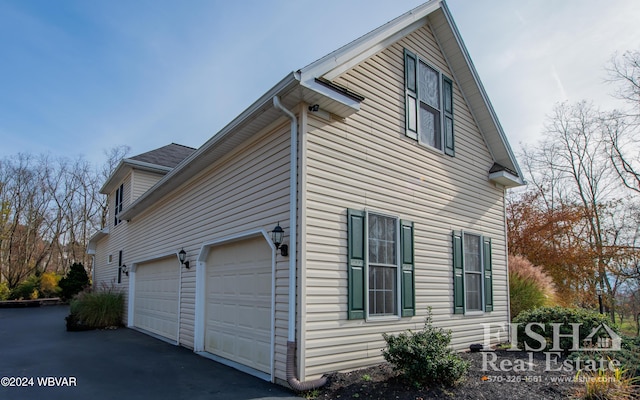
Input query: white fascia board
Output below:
<box><xmin>86</xmin><ymin>227</ymin><xmax>109</xmax><ymax>254</ymax></box>
<box><xmin>440</xmin><ymin>1</ymin><xmax>525</xmax><ymax>180</ymax></box>
<box><xmin>300</xmin><ymin>79</ymin><xmax>361</xmax><ymax>114</ymax></box>
<box><xmin>99</xmin><ymin>159</ymin><xmax>172</xmax><ymax>194</ymax></box>
<box><xmin>489</xmin><ymin>170</ymin><xmax>525</xmax><ymax>188</ymax></box>
<box><xmin>300</xmin><ymin>0</ymin><xmax>440</xmax><ymax>81</ymax></box>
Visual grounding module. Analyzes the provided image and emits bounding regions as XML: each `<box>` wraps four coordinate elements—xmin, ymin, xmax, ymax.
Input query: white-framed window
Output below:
<box><xmin>367</xmin><ymin>213</ymin><xmax>399</xmax><ymax>317</ymax></box>
<box><xmin>347</xmin><ymin>209</ymin><xmax>415</xmax><ymax>320</ymax></box>
<box><xmin>404</xmin><ymin>49</ymin><xmax>454</xmax><ymax>156</ymax></box>
<box><xmin>452</xmin><ymin>230</ymin><xmax>493</xmax><ymax>314</ymax></box>
<box><xmin>463</xmin><ymin>233</ymin><xmax>483</xmax><ymax>311</ymax></box>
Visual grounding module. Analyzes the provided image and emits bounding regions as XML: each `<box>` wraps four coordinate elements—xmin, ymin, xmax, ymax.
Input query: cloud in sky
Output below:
<box><xmin>0</xmin><ymin>0</ymin><xmax>639</xmax><ymax>165</ymax></box>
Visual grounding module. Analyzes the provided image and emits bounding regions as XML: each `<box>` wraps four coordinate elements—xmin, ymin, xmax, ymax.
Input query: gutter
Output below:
<box><xmin>272</xmin><ymin>96</ymin><xmax>327</xmax><ymax>391</ymax></box>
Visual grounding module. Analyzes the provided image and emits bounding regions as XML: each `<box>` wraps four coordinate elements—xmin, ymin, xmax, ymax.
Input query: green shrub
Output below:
<box><xmin>59</xmin><ymin>263</ymin><xmax>90</xmax><ymax>301</ymax></box>
<box><xmin>9</xmin><ymin>275</ymin><xmax>41</xmax><ymax>300</ymax></box>
<box><xmin>0</xmin><ymin>281</ymin><xmax>10</xmax><ymax>300</ymax></box>
<box><xmin>382</xmin><ymin>308</ymin><xmax>469</xmax><ymax>386</ymax></box>
<box><xmin>39</xmin><ymin>272</ymin><xmax>61</xmax><ymax>298</ymax></box>
<box><xmin>513</xmin><ymin>306</ymin><xmax>616</xmax><ymax>354</ymax></box>
<box><xmin>69</xmin><ymin>288</ymin><xmax>124</xmax><ymax>328</ymax></box>
<box><xmin>509</xmin><ymin>255</ymin><xmax>556</xmax><ymax>319</ymax></box>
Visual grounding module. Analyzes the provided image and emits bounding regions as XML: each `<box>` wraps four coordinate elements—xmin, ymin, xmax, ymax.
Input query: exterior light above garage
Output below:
<box><xmin>178</xmin><ymin>248</ymin><xmax>190</xmax><ymax>269</ymax></box>
<box><xmin>271</xmin><ymin>223</ymin><xmax>288</xmax><ymax>257</ymax></box>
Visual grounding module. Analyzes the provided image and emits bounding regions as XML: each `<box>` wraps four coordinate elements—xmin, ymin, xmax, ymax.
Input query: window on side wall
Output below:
<box><xmin>404</xmin><ymin>49</ymin><xmax>454</xmax><ymax>156</ymax></box>
<box><xmin>347</xmin><ymin>209</ymin><xmax>415</xmax><ymax>320</ymax></box>
<box><xmin>452</xmin><ymin>231</ymin><xmax>493</xmax><ymax>314</ymax></box>
<box><xmin>114</xmin><ymin>184</ymin><xmax>124</xmax><ymax>226</ymax></box>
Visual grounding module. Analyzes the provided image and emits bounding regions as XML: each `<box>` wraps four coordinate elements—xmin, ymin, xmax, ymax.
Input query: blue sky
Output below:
<box><xmin>1</xmin><ymin>0</ymin><xmax>639</xmax><ymax>165</ymax></box>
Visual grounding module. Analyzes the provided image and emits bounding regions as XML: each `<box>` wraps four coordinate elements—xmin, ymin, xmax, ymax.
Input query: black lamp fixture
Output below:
<box><xmin>308</xmin><ymin>104</ymin><xmax>320</xmax><ymax>112</ymax></box>
<box><xmin>178</xmin><ymin>248</ymin><xmax>190</xmax><ymax>269</ymax></box>
<box><xmin>271</xmin><ymin>223</ymin><xmax>288</xmax><ymax>257</ymax></box>
<box><xmin>596</xmin><ymin>287</ymin><xmax>603</xmax><ymax>314</ymax></box>
<box><xmin>120</xmin><ymin>264</ymin><xmax>129</xmax><ymax>276</ymax></box>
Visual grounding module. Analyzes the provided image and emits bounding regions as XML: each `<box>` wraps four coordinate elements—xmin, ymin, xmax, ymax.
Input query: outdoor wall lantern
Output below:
<box><xmin>271</xmin><ymin>223</ymin><xmax>288</xmax><ymax>257</ymax></box>
<box><xmin>178</xmin><ymin>248</ymin><xmax>190</xmax><ymax>269</ymax></box>
<box><xmin>120</xmin><ymin>264</ymin><xmax>129</xmax><ymax>276</ymax></box>
<box><xmin>595</xmin><ymin>287</ymin><xmax>603</xmax><ymax>314</ymax></box>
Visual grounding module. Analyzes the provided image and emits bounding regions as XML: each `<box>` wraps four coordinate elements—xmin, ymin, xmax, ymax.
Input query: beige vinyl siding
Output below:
<box><xmin>124</xmin><ymin>121</ymin><xmax>292</xmax><ymax>379</ymax></box>
<box><xmin>302</xmin><ymin>24</ymin><xmax>508</xmax><ymax>379</ymax></box>
<box><xmin>93</xmin><ymin>173</ymin><xmax>133</xmax><ymax>323</ymax></box>
<box><xmin>131</xmin><ymin>170</ymin><xmax>165</xmax><ymax>201</ymax></box>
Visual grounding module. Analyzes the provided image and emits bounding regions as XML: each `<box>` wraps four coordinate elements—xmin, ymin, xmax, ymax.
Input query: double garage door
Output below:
<box><xmin>131</xmin><ymin>236</ymin><xmax>273</xmax><ymax>376</ymax></box>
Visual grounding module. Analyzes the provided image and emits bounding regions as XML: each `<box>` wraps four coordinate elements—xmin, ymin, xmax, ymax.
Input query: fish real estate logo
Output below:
<box><xmin>479</xmin><ymin>322</ymin><xmax>622</xmax><ymax>374</ymax></box>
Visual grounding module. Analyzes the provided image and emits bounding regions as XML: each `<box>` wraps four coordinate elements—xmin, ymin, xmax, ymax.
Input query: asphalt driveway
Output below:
<box><xmin>0</xmin><ymin>305</ymin><xmax>300</xmax><ymax>400</ymax></box>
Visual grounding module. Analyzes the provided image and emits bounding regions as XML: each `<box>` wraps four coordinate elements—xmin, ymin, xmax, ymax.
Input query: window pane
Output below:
<box><xmin>465</xmin><ymin>273</ymin><xmax>482</xmax><ymax>311</ymax></box>
<box><xmin>368</xmin><ymin>214</ymin><xmax>396</xmax><ymax>265</ymax></box>
<box><xmin>369</xmin><ymin>266</ymin><xmax>397</xmax><ymax>315</ymax></box>
<box><xmin>464</xmin><ymin>233</ymin><xmax>481</xmax><ymax>272</ymax></box>
<box><xmin>418</xmin><ymin>61</ymin><xmax>439</xmax><ymax>109</ymax></box>
<box><xmin>419</xmin><ymin>103</ymin><xmax>441</xmax><ymax>149</ymax></box>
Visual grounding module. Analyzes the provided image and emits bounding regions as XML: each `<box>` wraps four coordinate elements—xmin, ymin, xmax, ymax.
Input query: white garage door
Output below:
<box><xmin>134</xmin><ymin>257</ymin><xmax>180</xmax><ymax>342</ymax></box>
<box><xmin>205</xmin><ymin>236</ymin><xmax>272</xmax><ymax>374</ymax></box>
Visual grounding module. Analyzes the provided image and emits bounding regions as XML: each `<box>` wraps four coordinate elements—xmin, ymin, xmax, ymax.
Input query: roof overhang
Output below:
<box><xmin>100</xmin><ymin>159</ymin><xmax>172</xmax><ymax>195</ymax></box>
<box><xmin>86</xmin><ymin>227</ymin><xmax>109</xmax><ymax>255</ymax></box>
<box><xmin>119</xmin><ymin>72</ymin><xmax>363</xmax><ymax>222</ymax></box>
<box><xmin>489</xmin><ymin>169</ymin><xmax>524</xmax><ymax>188</ymax></box>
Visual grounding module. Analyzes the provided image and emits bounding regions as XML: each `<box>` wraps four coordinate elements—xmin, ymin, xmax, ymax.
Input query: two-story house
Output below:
<box><xmin>88</xmin><ymin>0</ymin><xmax>523</xmax><ymax>389</ymax></box>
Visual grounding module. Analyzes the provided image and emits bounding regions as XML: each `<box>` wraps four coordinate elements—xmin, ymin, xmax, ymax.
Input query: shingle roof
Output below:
<box><xmin>129</xmin><ymin>143</ymin><xmax>196</xmax><ymax>169</ymax></box>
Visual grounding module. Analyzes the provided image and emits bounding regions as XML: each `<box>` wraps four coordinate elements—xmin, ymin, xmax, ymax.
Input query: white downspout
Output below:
<box><xmin>272</xmin><ymin>96</ymin><xmax>326</xmax><ymax>391</ymax></box>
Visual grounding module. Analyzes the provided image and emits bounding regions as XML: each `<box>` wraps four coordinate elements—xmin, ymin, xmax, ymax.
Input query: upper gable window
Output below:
<box><xmin>114</xmin><ymin>184</ymin><xmax>124</xmax><ymax>226</ymax></box>
<box><xmin>404</xmin><ymin>49</ymin><xmax>454</xmax><ymax>156</ymax></box>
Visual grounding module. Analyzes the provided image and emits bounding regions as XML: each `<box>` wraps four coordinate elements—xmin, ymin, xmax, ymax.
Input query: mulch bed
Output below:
<box><xmin>314</xmin><ymin>350</ymin><xmax>583</xmax><ymax>399</ymax></box>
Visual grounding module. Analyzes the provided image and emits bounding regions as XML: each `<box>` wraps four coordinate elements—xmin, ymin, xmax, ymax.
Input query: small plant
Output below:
<box><xmin>575</xmin><ymin>362</ymin><xmax>640</xmax><ymax>400</ymax></box>
<box><xmin>361</xmin><ymin>374</ymin><xmax>371</xmax><ymax>382</ymax></box>
<box><xmin>9</xmin><ymin>275</ymin><xmax>41</xmax><ymax>300</ymax></box>
<box><xmin>382</xmin><ymin>308</ymin><xmax>469</xmax><ymax>386</ymax></box>
<box><xmin>68</xmin><ymin>286</ymin><xmax>124</xmax><ymax>329</ymax></box>
<box><xmin>302</xmin><ymin>388</ymin><xmax>320</xmax><ymax>400</ymax></box>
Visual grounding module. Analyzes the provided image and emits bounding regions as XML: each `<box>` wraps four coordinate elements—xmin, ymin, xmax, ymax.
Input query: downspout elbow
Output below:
<box><xmin>286</xmin><ymin>341</ymin><xmax>327</xmax><ymax>392</ymax></box>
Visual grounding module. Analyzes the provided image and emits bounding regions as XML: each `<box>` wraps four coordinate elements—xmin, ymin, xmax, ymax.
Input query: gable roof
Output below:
<box><xmin>130</xmin><ymin>143</ymin><xmax>196</xmax><ymax>169</ymax></box>
<box><xmin>118</xmin><ymin>0</ymin><xmax>523</xmax><ymax>221</ymax></box>
<box><xmin>100</xmin><ymin>143</ymin><xmax>196</xmax><ymax>194</ymax></box>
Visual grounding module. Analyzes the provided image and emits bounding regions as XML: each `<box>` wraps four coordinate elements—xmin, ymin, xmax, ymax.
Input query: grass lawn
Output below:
<box><xmin>619</xmin><ymin>319</ymin><xmax>639</xmax><ymax>337</ymax></box>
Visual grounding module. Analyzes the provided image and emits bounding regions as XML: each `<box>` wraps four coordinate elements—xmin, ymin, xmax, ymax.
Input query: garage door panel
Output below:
<box><xmin>204</xmin><ymin>236</ymin><xmax>272</xmax><ymax>375</ymax></box>
<box><xmin>134</xmin><ymin>257</ymin><xmax>180</xmax><ymax>342</ymax></box>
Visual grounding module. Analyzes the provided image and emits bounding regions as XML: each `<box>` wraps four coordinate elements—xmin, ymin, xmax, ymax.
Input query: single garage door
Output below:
<box><xmin>134</xmin><ymin>257</ymin><xmax>180</xmax><ymax>342</ymax></box>
<box><xmin>205</xmin><ymin>236</ymin><xmax>272</xmax><ymax>374</ymax></box>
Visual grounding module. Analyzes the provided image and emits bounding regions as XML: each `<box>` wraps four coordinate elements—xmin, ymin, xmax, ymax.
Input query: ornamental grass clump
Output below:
<box><xmin>382</xmin><ymin>308</ymin><xmax>469</xmax><ymax>387</ymax></box>
<box><xmin>69</xmin><ymin>286</ymin><xmax>124</xmax><ymax>329</ymax></box>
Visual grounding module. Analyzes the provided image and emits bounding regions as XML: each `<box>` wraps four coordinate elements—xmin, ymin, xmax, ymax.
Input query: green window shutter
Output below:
<box><xmin>443</xmin><ymin>76</ymin><xmax>455</xmax><ymax>157</ymax></box>
<box><xmin>452</xmin><ymin>230</ymin><xmax>464</xmax><ymax>314</ymax></box>
<box><xmin>483</xmin><ymin>236</ymin><xmax>493</xmax><ymax>312</ymax></box>
<box><xmin>400</xmin><ymin>220</ymin><xmax>415</xmax><ymax>317</ymax></box>
<box><xmin>404</xmin><ymin>49</ymin><xmax>418</xmax><ymax>140</ymax></box>
<box><xmin>347</xmin><ymin>209</ymin><xmax>366</xmax><ymax>320</ymax></box>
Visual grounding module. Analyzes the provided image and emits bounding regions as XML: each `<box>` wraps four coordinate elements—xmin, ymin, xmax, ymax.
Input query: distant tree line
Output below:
<box><xmin>508</xmin><ymin>50</ymin><xmax>640</xmax><ymax>327</ymax></box>
<box><xmin>0</xmin><ymin>146</ymin><xmax>129</xmax><ymax>291</ymax></box>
